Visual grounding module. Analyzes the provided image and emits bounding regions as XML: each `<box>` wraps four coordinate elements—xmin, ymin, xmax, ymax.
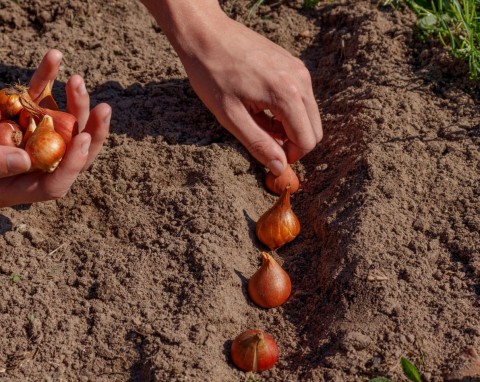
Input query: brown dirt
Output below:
<box><xmin>0</xmin><ymin>0</ymin><xmax>479</xmax><ymax>381</ymax></box>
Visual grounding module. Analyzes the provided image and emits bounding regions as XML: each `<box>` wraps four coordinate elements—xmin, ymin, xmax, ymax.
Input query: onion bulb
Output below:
<box><xmin>0</xmin><ymin>121</ymin><xmax>23</xmax><ymax>147</ymax></box>
<box><xmin>25</xmin><ymin>115</ymin><xmax>66</xmax><ymax>173</ymax></box>
<box><xmin>230</xmin><ymin>329</ymin><xmax>279</xmax><ymax>372</ymax></box>
<box><xmin>256</xmin><ymin>184</ymin><xmax>300</xmax><ymax>250</ymax></box>
<box><xmin>35</xmin><ymin>80</ymin><xmax>59</xmax><ymax>111</ymax></box>
<box><xmin>18</xmin><ymin>108</ymin><xmax>32</xmax><ymax>131</ymax></box>
<box><xmin>265</xmin><ymin>164</ymin><xmax>300</xmax><ymax>195</ymax></box>
<box><xmin>22</xmin><ymin>117</ymin><xmax>37</xmax><ymax>146</ymax></box>
<box><xmin>19</xmin><ymin>89</ymin><xmax>77</xmax><ymax>144</ymax></box>
<box><xmin>17</xmin><ymin>81</ymin><xmax>59</xmax><ymax>130</ymax></box>
<box><xmin>0</xmin><ymin>88</ymin><xmax>23</xmax><ymax>119</ymax></box>
<box><xmin>248</xmin><ymin>252</ymin><xmax>291</xmax><ymax>308</ymax></box>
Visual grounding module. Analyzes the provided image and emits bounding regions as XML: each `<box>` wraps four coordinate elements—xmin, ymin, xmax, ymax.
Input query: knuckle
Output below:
<box><xmin>217</xmin><ymin>94</ymin><xmax>231</xmax><ymax>111</ymax></box>
<box><xmin>45</xmin><ymin>187</ymin><xmax>69</xmax><ymax>201</ymax></box>
<box><xmin>292</xmin><ymin>59</ymin><xmax>312</xmax><ymax>83</ymax></box>
<box><xmin>272</xmin><ymin>72</ymin><xmax>303</xmax><ymax>104</ymax></box>
<box><xmin>317</xmin><ymin>128</ymin><xmax>324</xmax><ymax>142</ymax></box>
<box><xmin>246</xmin><ymin>140</ymin><xmax>271</xmax><ymax>160</ymax></box>
<box><xmin>215</xmin><ymin>96</ymin><xmax>237</xmax><ymax>126</ymax></box>
<box><xmin>299</xmin><ymin>68</ymin><xmax>313</xmax><ymax>87</ymax></box>
<box><xmin>301</xmin><ymin>138</ymin><xmax>317</xmax><ymax>152</ymax></box>
<box><xmin>292</xmin><ymin>56</ymin><xmax>306</xmax><ymax>68</ymax></box>
<box><xmin>279</xmin><ymin>81</ymin><xmax>301</xmax><ymax>101</ymax></box>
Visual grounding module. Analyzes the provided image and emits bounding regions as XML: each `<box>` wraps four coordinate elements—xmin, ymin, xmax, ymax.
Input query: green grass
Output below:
<box><xmin>304</xmin><ymin>0</ymin><xmax>322</xmax><ymax>7</ymax></box>
<box><xmin>9</xmin><ymin>273</ymin><xmax>21</xmax><ymax>283</ymax></box>
<box><xmin>400</xmin><ymin>357</ymin><xmax>423</xmax><ymax>382</ymax></box>
<box><xmin>386</xmin><ymin>0</ymin><xmax>480</xmax><ymax>79</ymax></box>
<box><xmin>370</xmin><ymin>356</ymin><xmax>423</xmax><ymax>382</ymax></box>
<box><xmin>248</xmin><ymin>0</ymin><xmax>479</xmax><ymax>79</ymax></box>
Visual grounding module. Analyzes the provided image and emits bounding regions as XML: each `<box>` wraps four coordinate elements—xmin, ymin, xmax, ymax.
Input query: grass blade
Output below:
<box><xmin>401</xmin><ymin>356</ymin><xmax>422</xmax><ymax>382</ymax></box>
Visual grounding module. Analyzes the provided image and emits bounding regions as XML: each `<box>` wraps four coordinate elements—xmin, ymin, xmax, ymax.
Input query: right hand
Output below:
<box><xmin>178</xmin><ymin>15</ymin><xmax>323</xmax><ymax>176</ymax></box>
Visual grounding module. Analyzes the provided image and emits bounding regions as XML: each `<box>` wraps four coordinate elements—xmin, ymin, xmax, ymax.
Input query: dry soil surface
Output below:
<box><xmin>0</xmin><ymin>0</ymin><xmax>479</xmax><ymax>381</ymax></box>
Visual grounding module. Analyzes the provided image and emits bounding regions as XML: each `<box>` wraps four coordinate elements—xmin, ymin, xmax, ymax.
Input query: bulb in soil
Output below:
<box><xmin>248</xmin><ymin>252</ymin><xmax>291</xmax><ymax>308</ymax></box>
<box><xmin>230</xmin><ymin>329</ymin><xmax>279</xmax><ymax>372</ymax></box>
<box><xmin>256</xmin><ymin>184</ymin><xmax>300</xmax><ymax>250</ymax></box>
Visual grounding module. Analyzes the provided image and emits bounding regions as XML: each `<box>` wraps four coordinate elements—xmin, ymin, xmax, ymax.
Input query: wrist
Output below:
<box><xmin>140</xmin><ymin>0</ymin><xmax>228</xmax><ymax>61</ymax></box>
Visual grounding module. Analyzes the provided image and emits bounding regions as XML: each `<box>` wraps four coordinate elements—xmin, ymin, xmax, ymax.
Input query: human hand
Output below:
<box><xmin>177</xmin><ymin>15</ymin><xmax>323</xmax><ymax>176</ymax></box>
<box><xmin>0</xmin><ymin>49</ymin><xmax>111</xmax><ymax>208</ymax></box>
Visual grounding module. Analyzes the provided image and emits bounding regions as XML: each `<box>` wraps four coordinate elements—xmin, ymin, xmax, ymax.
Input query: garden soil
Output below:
<box><xmin>0</xmin><ymin>0</ymin><xmax>479</xmax><ymax>381</ymax></box>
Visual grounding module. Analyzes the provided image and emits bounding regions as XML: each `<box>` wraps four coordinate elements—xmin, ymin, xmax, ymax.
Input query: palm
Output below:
<box><xmin>0</xmin><ymin>50</ymin><xmax>111</xmax><ymax>208</ymax></box>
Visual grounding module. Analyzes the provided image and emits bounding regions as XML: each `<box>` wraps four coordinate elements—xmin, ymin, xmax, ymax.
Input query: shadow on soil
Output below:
<box><xmin>2</xmin><ymin>1</ymin><xmax>478</xmax><ymax>379</ymax></box>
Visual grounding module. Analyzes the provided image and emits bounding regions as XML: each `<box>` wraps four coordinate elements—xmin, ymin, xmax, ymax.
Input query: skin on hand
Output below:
<box><xmin>141</xmin><ymin>0</ymin><xmax>323</xmax><ymax>176</ymax></box>
<box><xmin>0</xmin><ymin>49</ymin><xmax>111</xmax><ymax>208</ymax></box>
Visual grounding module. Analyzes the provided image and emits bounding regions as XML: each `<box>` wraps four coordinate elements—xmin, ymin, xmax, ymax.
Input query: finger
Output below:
<box><xmin>0</xmin><ymin>147</ymin><xmax>31</xmax><ymax>178</ymax></box>
<box><xmin>282</xmin><ymin>69</ymin><xmax>322</xmax><ymax>162</ymax></box>
<box><xmin>66</xmin><ymin>75</ymin><xmax>90</xmax><ymax>131</ymax></box>
<box><xmin>293</xmin><ymin>64</ymin><xmax>323</xmax><ymax>144</ymax></box>
<box><xmin>0</xmin><ymin>134</ymin><xmax>90</xmax><ymax>206</ymax></box>
<box><xmin>224</xmin><ymin>106</ymin><xmax>287</xmax><ymax>176</ymax></box>
<box><xmin>252</xmin><ymin>112</ymin><xmax>288</xmax><ymax>142</ymax></box>
<box><xmin>284</xmin><ymin>94</ymin><xmax>322</xmax><ymax>163</ymax></box>
<box><xmin>38</xmin><ymin>132</ymin><xmax>91</xmax><ymax>199</ymax></box>
<box><xmin>81</xmin><ymin>103</ymin><xmax>111</xmax><ymax>171</ymax></box>
<box><xmin>28</xmin><ymin>49</ymin><xmax>63</xmax><ymax>100</ymax></box>
<box><xmin>303</xmin><ymin>86</ymin><xmax>323</xmax><ymax>144</ymax></box>
<box><xmin>271</xmin><ymin>92</ymin><xmax>317</xmax><ymax>164</ymax></box>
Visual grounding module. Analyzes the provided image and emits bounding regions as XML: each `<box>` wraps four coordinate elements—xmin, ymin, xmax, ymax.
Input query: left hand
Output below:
<box><xmin>0</xmin><ymin>49</ymin><xmax>111</xmax><ymax>208</ymax></box>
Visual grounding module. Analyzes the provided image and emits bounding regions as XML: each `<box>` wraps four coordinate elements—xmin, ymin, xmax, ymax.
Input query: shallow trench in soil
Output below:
<box><xmin>0</xmin><ymin>1</ymin><xmax>479</xmax><ymax>381</ymax></box>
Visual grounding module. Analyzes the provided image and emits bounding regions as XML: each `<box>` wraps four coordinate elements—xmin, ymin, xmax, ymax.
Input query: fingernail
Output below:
<box><xmin>103</xmin><ymin>113</ymin><xmax>111</xmax><ymax>124</ymax></box>
<box><xmin>81</xmin><ymin>137</ymin><xmax>91</xmax><ymax>155</ymax></box>
<box><xmin>77</xmin><ymin>82</ymin><xmax>87</xmax><ymax>95</ymax></box>
<box><xmin>7</xmin><ymin>152</ymin><xmax>29</xmax><ymax>174</ymax></box>
<box><xmin>267</xmin><ymin>159</ymin><xmax>285</xmax><ymax>177</ymax></box>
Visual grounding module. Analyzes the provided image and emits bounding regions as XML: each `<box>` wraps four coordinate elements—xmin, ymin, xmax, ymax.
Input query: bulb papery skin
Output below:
<box><xmin>25</xmin><ymin>115</ymin><xmax>66</xmax><ymax>173</ymax></box>
<box><xmin>248</xmin><ymin>252</ymin><xmax>291</xmax><ymax>308</ymax></box>
<box><xmin>265</xmin><ymin>164</ymin><xmax>300</xmax><ymax>195</ymax></box>
<box><xmin>22</xmin><ymin>117</ymin><xmax>37</xmax><ymax>146</ymax></box>
<box><xmin>0</xmin><ymin>121</ymin><xmax>23</xmax><ymax>147</ymax></box>
<box><xmin>18</xmin><ymin>108</ymin><xmax>32</xmax><ymax>130</ymax></box>
<box><xmin>230</xmin><ymin>329</ymin><xmax>279</xmax><ymax>372</ymax></box>
<box><xmin>0</xmin><ymin>88</ymin><xmax>23</xmax><ymax>120</ymax></box>
<box><xmin>19</xmin><ymin>89</ymin><xmax>77</xmax><ymax>144</ymax></box>
<box><xmin>35</xmin><ymin>80</ymin><xmax>59</xmax><ymax>111</ymax></box>
<box><xmin>256</xmin><ymin>185</ymin><xmax>301</xmax><ymax>250</ymax></box>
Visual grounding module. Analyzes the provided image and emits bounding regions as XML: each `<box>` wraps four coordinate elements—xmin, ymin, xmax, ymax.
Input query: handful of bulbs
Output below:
<box><xmin>0</xmin><ymin>82</ymin><xmax>78</xmax><ymax>173</ymax></box>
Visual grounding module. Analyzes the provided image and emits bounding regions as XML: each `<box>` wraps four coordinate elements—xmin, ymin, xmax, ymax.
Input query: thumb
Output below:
<box><xmin>0</xmin><ymin>147</ymin><xmax>31</xmax><ymax>178</ymax></box>
<box><xmin>43</xmin><ymin>132</ymin><xmax>91</xmax><ymax>195</ymax></box>
<box><xmin>224</xmin><ymin>108</ymin><xmax>287</xmax><ymax>176</ymax></box>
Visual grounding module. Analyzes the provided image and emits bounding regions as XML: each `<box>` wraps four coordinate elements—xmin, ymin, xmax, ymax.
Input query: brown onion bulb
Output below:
<box><xmin>18</xmin><ymin>81</ymin><xmax>59</xmax><ymax>131</ymax></box>
<box><xmin>248</xmin><ymin>252</ymin><xmax>291</xmax><ymax>308</ymax></box>
<box><xmin>19</xmin><ymin>89</ymin><xmax>77</xmax><ymax>144</ymax></box>
<box><xmin>25</xmin><ymin>115</ymin><xmax>66</xmax><ymax>173</ymax></box>
<box><xmin>265</xmin><ymin>164</ymin><xmax>300</xmax><ymax>195</ymax></box>
<box><xmin>256</xmin><ymin>185</ymin><xmax>300</xmax><ymax>250</ymax></box>
<box><xmin>18</xmin><ymin>108</ymin><xmax>32</xmax><ymax>131</ymax></box>
<box><xmin>0</xmin><ymin>88</ymin><xmax>23</xmax><ymax>119</ymax></box>
<box><xmin>230</xmin><ymin>329</ymin><xmax>279</xmax><ymax>372</ymax></box>
<box><xmin>22</xmin><ymin>117</ymin><xmax>37</xmax><ymax>146</ymax></box>
<box><xmin>0</xmin><ymin>121</ymin><xmax>23</xmax><ymax>147</ymax></box>
<box><xmin>35</xmin><ymin>80</ymin><xmax>59</xmax><ymax>111</ymax></box>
